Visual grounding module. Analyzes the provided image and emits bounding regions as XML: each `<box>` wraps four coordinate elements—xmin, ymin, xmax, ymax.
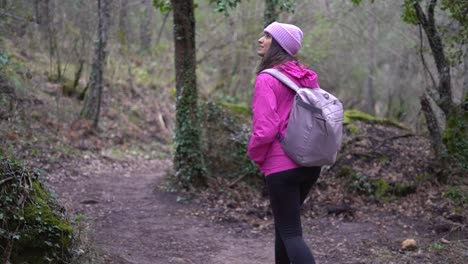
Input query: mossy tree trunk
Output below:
<box><xmin>170</xmin><ymin>0</ymin><xmax>207</xmax><ymax>189</ymax></box>
<box><xmin>80</xmin><ymin>0</ymin><xmax>112</xmax><ymax>128</ymax></box>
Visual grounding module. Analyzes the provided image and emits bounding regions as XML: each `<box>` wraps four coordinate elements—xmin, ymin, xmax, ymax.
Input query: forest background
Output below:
<box><xmin>0</xmin><ymin>0</ymin><xmax>467</xmax><ymax>263</ymax></box>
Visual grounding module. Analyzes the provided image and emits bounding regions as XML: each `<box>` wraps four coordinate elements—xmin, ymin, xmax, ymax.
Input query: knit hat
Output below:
<box><xmin>264</xmin><ymin>22</ymin><xmax>303</xmax><ymax>56</ymax></box>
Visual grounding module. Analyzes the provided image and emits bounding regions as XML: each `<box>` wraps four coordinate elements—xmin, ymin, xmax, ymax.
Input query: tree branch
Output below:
<box><xmin>413</xmin><ymin>2</ymin><xmax>428</xmax><ymax>28</ymax></box>
<box><xmin>418</xmin><ymin>24</ymin><xmax>438</xmax><ymax>100</ymax></box>
<box><xmin>0</xmin><ymin>177</ymin><xmax>14</xmax><ymax>186</ymax></box>
<box><xmin>413</xmin><ymin>0</ymin><xmax>453</xmax><ymax>116</ymax></box>
<box><xmin>427</xmin><ymin>0</ymin><xmax>437</xmax><ymax>29</ymax></box>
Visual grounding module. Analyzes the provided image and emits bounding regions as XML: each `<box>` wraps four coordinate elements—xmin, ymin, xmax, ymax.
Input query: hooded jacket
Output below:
<box><xmin>247</xmin><ymin>61</ymin><xmax>320</xmax><ymax>176</ymax></box>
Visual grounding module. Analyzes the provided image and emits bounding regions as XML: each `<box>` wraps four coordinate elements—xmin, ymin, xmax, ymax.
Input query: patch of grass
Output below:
<box><xmin>346</xmin><ymin>123</ymin><xmax>360</xmax><ymax>135</ymax></box>
<box><xmin>340</xmin><ymin>166</ymin><xmax>417</xmax><ymax>200</ymax></box>
<box><xmin>432</xmin><ymin>242</ymin><xmax>445</xmax><ymax>251</ymax></box>
<box><xmin>443</xmin><ymin>187</ymin><xmax>468</xmax><ymax>205</ymax></box>
<box><xmin>337</xmin><ymin>165</ymin><xmax>355</xmax><ymax>178</ymax></box>
<box><xmin>220</xmin><ymin>101</ymin><xmax>251</xmax><ymax>116</ymax></box>
<box><xmin>30</xmin><ymin>148</ymin><xmax>41</xmax><ymax>157</ymax></box>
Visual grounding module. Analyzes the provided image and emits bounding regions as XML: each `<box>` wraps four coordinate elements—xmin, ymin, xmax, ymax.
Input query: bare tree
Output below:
<box><xmin>414</xmin><ymin>1</ymin><xmax>454</xmax><ymax>115</ymax></box>
<box><xmin>80</xmin><ymin>0</ymin><xmax>112</xmax><ymax>128</ymax></box>
<box><xmin>118</xmin><ymin>0</ymin><xmax>129</xmax><ymax>54</ymax></box>
<box><xmin>364</xmin><ymin>3</ymin><xmax>377</xmax><ymax>115</ymax></box>
<box><xmin>412</xmin><ymin>0</ymin><xmax>454</xmax><ymax>154</ymax></box>
<box><xmin>140</xmin><ymin>0</ymin><xmax>153</xmax><ymax>53</ymax></box>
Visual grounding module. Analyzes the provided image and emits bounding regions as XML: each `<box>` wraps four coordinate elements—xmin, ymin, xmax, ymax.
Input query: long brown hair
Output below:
<box><xmin>256</xmin><ymin>38</ymin><xmax>297</xmax><ymax>74</ymax></box>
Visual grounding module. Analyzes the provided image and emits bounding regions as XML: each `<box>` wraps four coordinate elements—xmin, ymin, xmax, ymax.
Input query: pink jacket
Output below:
<box><xmin>247</xmin><ymin>61</ymin><xmax>320</xmax><ymax>176</ymax></box>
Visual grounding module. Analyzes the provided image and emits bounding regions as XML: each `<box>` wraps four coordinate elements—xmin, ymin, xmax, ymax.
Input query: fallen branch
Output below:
<box><xmin>228</xmin><ymin>173</ymin><xmax>248</xmax><ymax>188</ymax></box>
<box><xmin>372</xmin><ymin>133</ymin><xmax>415</xmax><ymax>151</ymax></box>
<box><xmin>0</xmin><ymin>177</ymin><xmax>14</xmax><ymax>186</ymax></box>
<box><xmin>334</xmin><ymin>133</ymin><xmax>416</xmax><ymax>167</ymax></box>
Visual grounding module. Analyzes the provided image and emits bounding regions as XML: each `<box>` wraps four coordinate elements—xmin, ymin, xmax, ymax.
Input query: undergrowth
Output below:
<box><xmin>0</xmin><ymin>152</ymin><xmax>109</xmax><ymax>264</ymax></box>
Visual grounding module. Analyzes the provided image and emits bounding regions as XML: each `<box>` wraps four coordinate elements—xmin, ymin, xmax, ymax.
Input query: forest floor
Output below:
<box><xmin>42</xmin><ymin>152</ymin><xmax>467</xmax><ymax>264</ymax></box>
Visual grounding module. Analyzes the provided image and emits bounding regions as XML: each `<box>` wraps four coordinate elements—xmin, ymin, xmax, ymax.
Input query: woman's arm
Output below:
<box><xmin>247</xmin><ymin>74</ymin><xmax>280</xmax><ymax>165</ymax></box>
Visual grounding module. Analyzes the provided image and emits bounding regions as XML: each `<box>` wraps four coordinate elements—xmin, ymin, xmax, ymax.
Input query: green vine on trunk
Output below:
<box><xmin>173</xmin><ymin>72</ymin><xmax>207</xmax><ymax>189</ymax></box>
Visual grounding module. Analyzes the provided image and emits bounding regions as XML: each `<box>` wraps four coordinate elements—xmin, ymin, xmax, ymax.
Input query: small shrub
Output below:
<box><xmin>347</xmin><ymin>171</ymin><xmax>416</xmax><ymax>200</ymax></box>
<box><xmin>442</xmin><ymin>106</ymin><xmax>468</xmax><ymax>171</ymax></box>
<box><xmin>443</xmin><ymin>187</ymin><xmax>468</xmax><ymax>205</ymax></box>
<box><xmin>336</xmin><ymin>165</ymin><xmax>355</xmax><ymax>178</ymax></box>
<box><xmin>200</xmin><ymin>101</ymin><xmax>262</xmax><ymax>187</ymax></box>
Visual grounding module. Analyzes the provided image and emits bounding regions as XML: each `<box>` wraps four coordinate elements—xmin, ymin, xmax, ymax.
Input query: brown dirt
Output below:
<box><xmin>43</xmin><ymin>154</ymin><xmax>468</xmax><ymax>264</ymax></box>
<box><xmin>46</xmin><ymin>156</ymin><xmax>275</xmax><ymax>264</ymax></box>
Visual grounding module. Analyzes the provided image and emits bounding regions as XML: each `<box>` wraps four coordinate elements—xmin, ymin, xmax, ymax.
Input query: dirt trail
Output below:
<box><xmin>45</xmin><ymin>156</ymin><xmax>466</xmax><ymax>264</ymax></box>
<box><xmin>46</xmin><ymin>157</ymin><xmax>275</xmax><ymax>264</ymax></box>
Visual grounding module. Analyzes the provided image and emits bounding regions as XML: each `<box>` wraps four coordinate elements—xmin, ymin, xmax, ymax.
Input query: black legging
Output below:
<box><xmin>266</xmin><ymin>166</ymin><xmax>321</xmax><ymax>264</ymax></box>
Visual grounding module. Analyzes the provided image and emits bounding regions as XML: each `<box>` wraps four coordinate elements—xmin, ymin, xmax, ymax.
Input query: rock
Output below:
<box><xmin>170</xmin><ymin>257</ymin><xmax>188</xmax><ymax>263</ymax></box>
<box><xmin>440</xmin><ymin>238</ymin><xmax>451</xmax><ymax>244</ymax></box>
<box><xmin>401</xmin><ymin>239</ymin><xmax>417</xmax><ymax>251</ymax></box>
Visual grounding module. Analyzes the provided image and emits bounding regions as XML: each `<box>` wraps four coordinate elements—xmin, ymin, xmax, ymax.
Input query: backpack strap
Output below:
<box><xmin>261</xmin><ymin>69</ymin><xmax>300</xmax><ymax>93</ymax></box>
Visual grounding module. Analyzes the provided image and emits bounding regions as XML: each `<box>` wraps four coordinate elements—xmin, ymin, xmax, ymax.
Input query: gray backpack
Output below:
<box><xmin>262</xmin><ymin>69</ymin><xmax>344</xmax><ymax>166</ymax></box>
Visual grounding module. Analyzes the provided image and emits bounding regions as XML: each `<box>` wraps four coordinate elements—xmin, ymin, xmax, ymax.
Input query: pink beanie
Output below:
<box><xmin>264</xmin><ymin>22</ymin><xmax>303</xmax><ymax>56</ymax></box>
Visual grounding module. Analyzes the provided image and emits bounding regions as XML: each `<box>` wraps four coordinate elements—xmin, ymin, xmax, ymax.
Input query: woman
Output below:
<box><xmin>247</xmin><ymin>21</ymin><xmax>321</xmax><ymax>264</ymax></box>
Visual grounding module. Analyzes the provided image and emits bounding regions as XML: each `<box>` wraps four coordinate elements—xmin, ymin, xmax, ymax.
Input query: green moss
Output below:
<box><xmin>392</xmin><ymin>182</ymin><xmax>417</xmax><ymax>196</ymax></box>
<box><xmin>374</xmin><ymin>179</ymin><xmax>390</xmax><ymax>198</ymax></box>
<box><xmin>169</xmin><ymin>87</ymin><xmax>176</xmax><ymax>100</ymax></box>
<box><xmin>220</xmin><ymin>101</ymin><xmax>251</xmax><ymax>116</ymax></box>
<box><xmin>31</xmin><ymin>181</ymin><xmax>72</xmax><ymax>232</ymax></box>
<box><xmin>442</xmin><ymin>106</ymin><xmax>468</xmax><ymax>169</ymax></box>
<box><xmin>13</xmin><ymin>181</ymin><xmax>73</xmax><ymax>262</ymax></box>
<box><xmin>133</xmin><ymin>66</ymin><xmax>152</xmax><ymax>85</ymax></box>
<box><xmin>337</xmin><ymin>165</ymin><xmax>355</xmax><ymax>178</ymax></box>
<box><xmin>129</xmin><ymin>111</ymin><xmax>140</xmax><ymax>125</ymax></box>
<box><xmin>1</xmin><ymin>155</ymin><xmax>73</xmax><ymax>263</ymax></box>
<box><xmin>344</xmin><ymin>109</ymin><xmax>406</xmax><ymax>129</ymax></box>
<box><xmin>443</xmin><ymin>187</ymin><xmax>468</xmax><ymax>205</ymax></box>
<box><xmin>347</xmin><ymin>172</ymin><xmax>416</xmax><ymax>200</ymax></box>
<box><xmin>347</xmin><ymin>123</ymin><xmax>360</xmax><ymax>135</ymax></box>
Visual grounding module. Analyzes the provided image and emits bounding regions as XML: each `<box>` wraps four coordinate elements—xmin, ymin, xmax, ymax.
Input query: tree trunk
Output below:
<box><xmin>118</xmin><ymin>0</ymin><xmax>128</xmax><ymax>54</ymax></box>
<box><xmin>364</xmin><ymin>3</ymin><xmax>376</xmax><ymax>115</ymax></box>
<box><xmin>33</xmin><ymin>0</ymin><xmax>41</xmax><ymax>24</ymax></box>
<box><xmin>420</xmin><ymin>92</ymin><xmax>444</xmax><ymax>155</ymax></box>
<box><xmin>414</xmin><ymin>0</ymin><xmax>453</xmax><ymax>116</ymax></box>
<box><xmin>140</xmin><ymin>0</ymin><xmax>153</xmax><ymax>53</ymax></box>
<box><xmin>156</xmin><ymin>11</ymin><xmax>170</xmax><ymax>46</ymax></box>
<box><xmin>264</xmin><ymin>0</ymin><xmax>278</xmax><ymax>27</ymax></box>
<box><xmin>38</xmin><ymin>0</ymin><xmax>50</xmax><ymax>36</ymax></box>
<box><xmin>464</xmin><ymin>44</ymin><xmax>468</xmax><ymax>101</ymax></box>
<box><xmin>0</xmin><ymin>0</ymin><xmax>7</xmax><ymax>9</ymax></box>
<box><xmin>80</xmin><ymin>0</ymin><xmax>112</xmax><ymax>128</ymax></box>
<box><xmin>170</xmin><ymin>0</ymin><xmax>207</xmax><ymax>188</ymax></box>
<box><xmin>321</xmin><ymin>0</ymin><xmax>332</xmax><ymax>18</ymax></box>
